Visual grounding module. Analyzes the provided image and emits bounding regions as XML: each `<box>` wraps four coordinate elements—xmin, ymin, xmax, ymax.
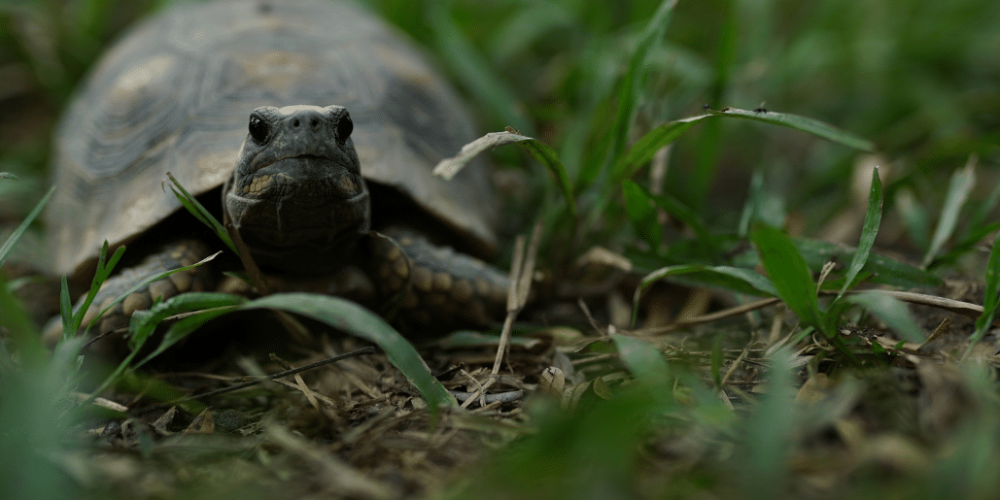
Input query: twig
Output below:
<box><xmin>631</xmin><ymin>289</ymin><xmax>991</xmax><ymax>337</ymax></box>
<box><xmin>451</xmin><ymin>390</ymin><xmax>525</xmax><ymax>405</ymax></box>
<box><xmin>461</xmin><ymin>222</ymin><xmax>541</xmax><ymax>409</ymax></box>
<box><xmin>165</xmin><ymin>346</ymin><xmax>376</xmax><ymax>403</ymax></box>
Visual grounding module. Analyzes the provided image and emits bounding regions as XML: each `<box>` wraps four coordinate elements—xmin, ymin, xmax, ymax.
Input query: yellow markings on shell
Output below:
<box><xmin>195</xmin><ymin>150</ymin><xmax>239</xmax><ymax>185</ymax></box>
<box><xmin>110</xmin><ymin>54</ymin><xmax>176</xmax><ymax>99</ymax></box>
<box><xmin>379</xmin><ymin>263</ymin><xmax>392</xmax><ymax>279</ymax></box>
<box><xmin>393</xmin><ymin>258</ymin><xmax>409</xmax><ymax>279</ymax></box>
<box><xmin>386</xmin><ymin>246</ymin><xmax>402</xmax><ymax>262</ymax></box>
<box><xmin>411</xmin><ymin>267</ymin><xmax>433</xmax><ymax>292</ymax></box>
<box><xmin>122</xmin><ymin>292</ymin><xmax>152</xmax><ymax>316</ymax></box>
<box><xmin>170</xmin><ymin>271</ymin><xmax>192</xmax><ymax>293</ymax></box>
<box><xmin>432</xmin><ymin>272</ymin><xmax>452</xmax><ymax>292</ymax></box>
<box><xmin>99</xmin><ymin>296</ymin><xmax>117</xmax><ymax>312</ymax></box>
<box><xmin>236</xmin><ymin>50</ymin><xmax>313</xmax><ymax>96</ymax></box>
<box><xmin>475</xmin><ymin>278</ymin><xmax>491</xmax><ymax>296</ymax></box>
<box><xmin>451</xmin><ymin>280</ymin><xmax>473</xmax><ymax>302</ymax></box>
<box><xmin>81</xmin><ymin>306</ymin><xmax>100</xmax><ymax>328</ymax></box>
<box><xmin>148</xmin><ymin>279</ymin><xmax>177</xmax><ymax>301</ymax></box>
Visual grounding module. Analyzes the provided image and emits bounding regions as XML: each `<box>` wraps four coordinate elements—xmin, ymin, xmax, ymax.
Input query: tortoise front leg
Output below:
<box><xmin>46</xmin><ymin>240</ymin><xmax>214</xmax><ymax>345</ymax></box>
<box><xmin>370</xmin><ymin>227</ymin><xmax>510</xmax><ymax>333</ymax></box>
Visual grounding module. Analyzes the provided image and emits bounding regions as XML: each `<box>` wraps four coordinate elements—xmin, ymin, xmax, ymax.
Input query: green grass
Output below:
<box><xmin>2</xmin><ymin>0</ymin><xmax>1000</xmax><ymax>499</ymax></box>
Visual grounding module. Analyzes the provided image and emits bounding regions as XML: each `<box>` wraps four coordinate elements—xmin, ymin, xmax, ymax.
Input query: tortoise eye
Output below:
<box><xmin>248</xmin><ymin>115</ymin><xmax>270</xmax><ymax>143</ymax></box>
<box><xmin>337</xmin><ymin>113</ymin><xmax>353</xmax><ymax>141</ymax></box>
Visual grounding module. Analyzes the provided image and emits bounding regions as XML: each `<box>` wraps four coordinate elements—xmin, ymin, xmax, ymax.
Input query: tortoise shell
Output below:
<box><xmin>48</xmin><ymin>0</ymin><xmax>497</xmax><ymax>277</ymax></box>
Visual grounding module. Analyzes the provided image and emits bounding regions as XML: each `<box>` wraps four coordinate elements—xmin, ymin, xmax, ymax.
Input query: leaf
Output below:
<box><xmin>622</xmin><ymin>180</ymin><xmax>662</xmax><ymax>253</ymax></box>
<box><xmin>845</xmin><ymin>291</ymin><xmax>925</xmax><ymax>343</ymax></box>
<box><xmin>738</xmin><ymin>171</ymin><xmax>765</xmax><ymax>237</ymax></box>
<box><xmin>709</xmin><ymin>107</ymin><xmax>874</xmax><ymax>151</ymax></box>
<box><xmin>612</xmin><ymin>334</ymin><xmax>671</xmax><ymax>397</ymax></box>
<box><xmin>744</xmin><ymin>345</ymin><xmax>795</xmax><ymax>498</ymax></box>
<box><xmin>0</xmin><ymin>185</ymin><xmax>54</xmax><ymax>267</ymax></box>
<box><xmin>79</xmin><ymin>248</ymin><xmax>220</xmax><ymax>337</ymax></box>
<box><xmin>894</xmin><ymin>189</ymin><xmax>929</xmax><ymax>250</ymax></box>
<box><xmin>628</xmin><ymin>181</ymin><xmax>714</xmax><ymax>254</ymax></box>
<box><xmin>778</xmin><ymin>239</ymin><xmax>940</xmax><ymax>289</ymax></box>
<box><xmin>604</xmin><ymin>0</ymin><xmax>678</xmax><ymax>183</ymax></box>
<box><xmin>922</xmin><ymin>157</ymin><xmax>976</xmax><ymax>268</ymax></box>
<box><xmin>613</xmin><ymin>114</ymin><xmax>709</xmax><ymax>185</ymax></box>
<box><xmin>631</xmin><ymin>264</ymin><xmax>777</xmax><ymax>326</ymax></box>
<box><xmin>129</xmin><ymin>293</ymin><xmax>246</xmax><ymax>354</ymax></box>
<box><xmin>66</xmin><ymin>242</ymin><xmax>127</xmax><ymax>340</ymax></box>
<box><xmin>244</xmin><ymin>293</ymin><xmax>454</xmax><ymax>410</ymax></box>
<box><xmin>433</xmin><ymin>131</ymin><xmax>576</xmax><ymax>215</ymax></box>
<box><xmin>966</xmin><ymin>227</ymin><xmax>1000</xmax><ymax>359</ymax></box>
<box><xmin>929</xmin><ymin>220</ymin><xmax>1000</xmax><ymax>269</ymax></box>
<box><xmin>168</xmin><ymin>173</ymin><xmax>236</xmax><ymax>255</ymax></box>
<box><xmin>838</xmin><ymin>165</ymin><xmax>882</xmax><ymax>299</ymax></box>
<box><xmin>751</xmin><ymin>224</ymin><xmax>826</xmax><ymax>334</ymax></box>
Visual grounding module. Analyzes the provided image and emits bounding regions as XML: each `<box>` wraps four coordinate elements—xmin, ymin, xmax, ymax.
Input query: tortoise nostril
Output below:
<box><xmin>310</xmin><ymin>118</ymin><xmax>319</xmax><ymax>129</ymax></box>
<box><xmin>292</xmin><ymin>118</ymin><xmax>300</xmax><ymax>127</ymax></box>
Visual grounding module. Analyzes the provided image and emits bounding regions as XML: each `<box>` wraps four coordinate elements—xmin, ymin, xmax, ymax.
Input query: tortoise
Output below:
<box><xmin>47</xmin><ymin>0</ymin><xmax>510</xmax><ymax>339</ymax></box>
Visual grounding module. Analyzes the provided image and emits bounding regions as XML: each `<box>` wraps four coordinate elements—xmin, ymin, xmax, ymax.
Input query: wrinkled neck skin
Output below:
<box><xmin>224</xmin><ymin>105</ymin><xmax>371</xmax><ymax>275</ymax></box>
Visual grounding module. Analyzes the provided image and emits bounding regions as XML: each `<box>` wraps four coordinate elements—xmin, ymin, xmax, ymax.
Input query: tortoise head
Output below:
<box><xmin>225</xmin><ymin>105</ymin><xmax>370</xmax><ymax>274</ymax></box>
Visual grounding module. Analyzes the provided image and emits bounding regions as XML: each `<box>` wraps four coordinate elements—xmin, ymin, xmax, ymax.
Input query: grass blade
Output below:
<box><xmin>426</xmin><ymin>3</ymin><xmax>531</xmax><ymax>134</ymax></box>
<box><xmin>738</xmin><ymin>171</ymin><xmax>765</xmax><ymax>237</ymax></box>
<box><xmin>845</xmin><ymin>291</ymin><xmax>925</xmax><ymax>343</ymax></box>
<box><xmin>65</xmin><ymin>243</ymin><xmax>127</xmax><ymax>339</ymax></box>
<box><xmin>604</xmin><ymin>0</ymin><xmax>678</xmax><ymax>185</ymax></box>
<box><xmin>0</xmin><ymin>185</ymin><xmax>54</xmax><ymax>267</ymax></box>
<box><xmin>79</xmin><ymin>249</ymin><xmax>220</xmax><ymax>336</ymax></box>
<box><xmin>744</xmin><ymin>346</ymin><xmax>794</xmax><ymax>499</ymax></box>
<box><xmin>933</xmin><ymin>220</ymin><xmax>1000</xmax><ymax>269</ymax></box>
<box><xmin>629</xmin><ymin>181</ymin><xmax>714</xmax><ymax>254</ymax></box>
<box><xmin>131</xmin><ymin>294</ymin><xmax>246</xmax><ymax>367</ymax></box>
<box><xmin>741</xmin><ymin>239</ymin><xmax>943</xmax><ymax>289</ymax></box>
<box><xmin>894</xmin><ymin>189</ymin><xmax>929</xmax><ymax>250</ymax></box>
<box><xmin>965</xmin><ymin>228</ymin><xmax>1000</xmax><ymax>360</ymax></box>
<box><xmin>613</xmin><ymin>114</ymin><xmax>709</xmax><ymax>185</ymax></box>
<box><xmin>168</xmin><ymin>172</ymin><xmax>236</xmax><ymax>254</ymax></box>
<box><xmin>622</xmin><ymin>180</ymin><xmax>662</xmax><ymax>253</ymax></box>
<box><xmin>710</xmin><ymin>107</ymin><xmax>874</xmax><ymax>151</ymax></box>
<box><xmin>631</xmin><ymin>264</ymin><xmax>778</xmax><ymax>326</ymax></box>
<box><xmin>611</xmin><ymin>334</ymin><xmax>670</xmax><ymax>397</ymax></box>
<box><xmin>129</xmin><ymin>293</ymin><xmax>246</xmax><ymax>354</ymax></box>
<box><xmin>838</xmin><ymin>166</ymin><xmax>882</xmax><ymax>299</ymax></box>
<box><xmin>922</xmin><ymin>157</ymin><xmax>976</xmax><ymax>268</ymax></box>
<box><xmin>0</xmin><ymin>273</ymin><xmax>46</xmax><ymax>363</ymax></box>
<box><xmin>434</xmin><ymin>131</ymin><xmax>576</xmax><ymax>215</ymax></box>
<box><xmin>244</xmin><ymin>293</ymin><xmax>455</xmax><ymax>410</ymax></box>
<box><xmin>751</xmin><ymin>224</ymin><xmax>826</xmax><ymax>334</ymax></box>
